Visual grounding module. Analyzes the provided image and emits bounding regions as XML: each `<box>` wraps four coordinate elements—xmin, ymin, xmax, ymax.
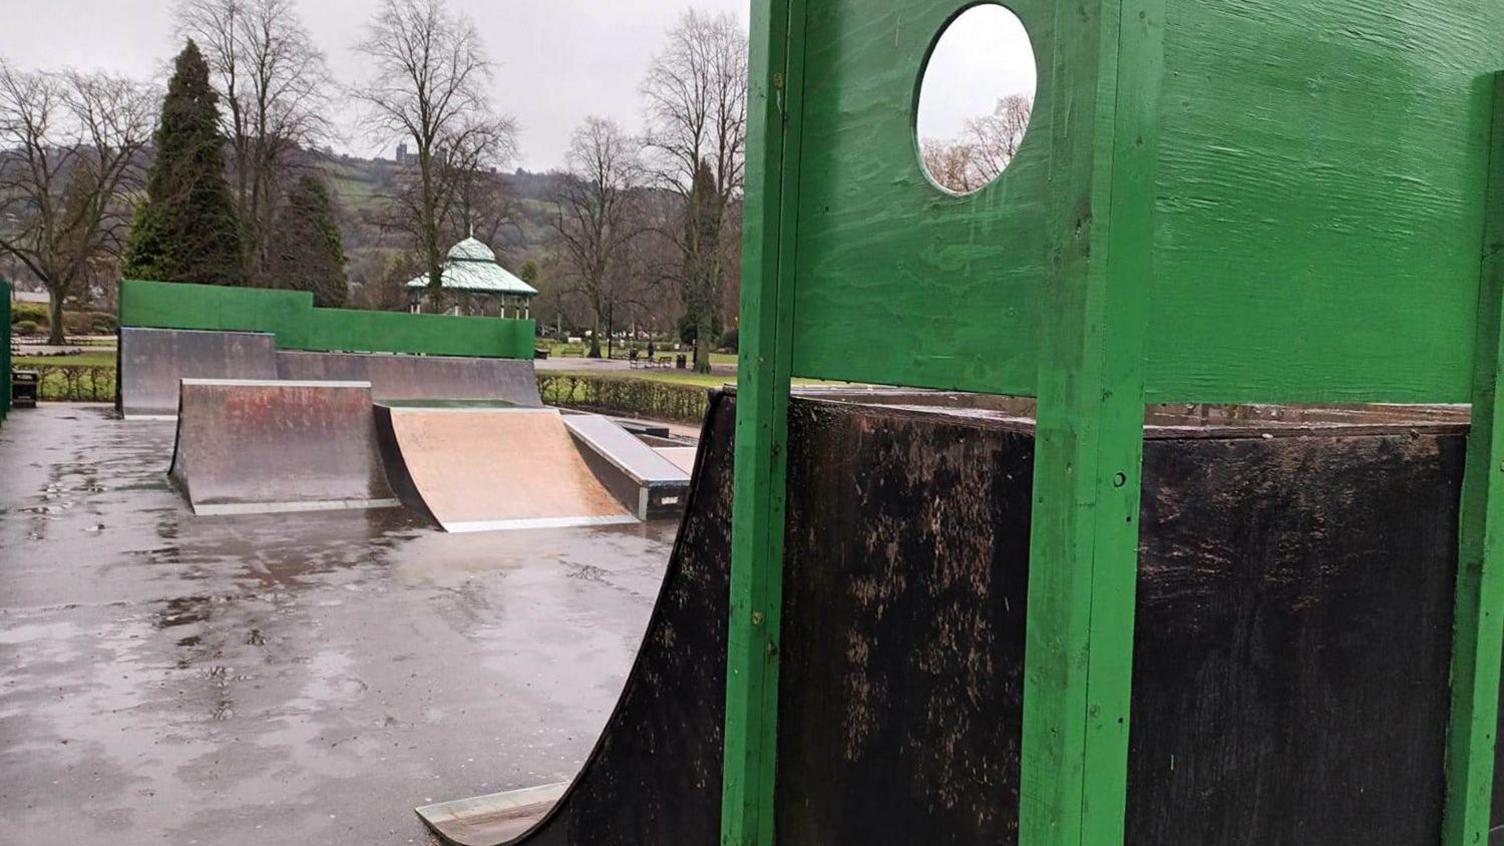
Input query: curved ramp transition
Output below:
<box><xmin>376</xmin><ymin>405</ymin><xmax>635</xmax><ymax>532</ymax></box>
<box><xmin>169</xmin><ymin>379</ymin><xmax>397</xmax><ymax>515</ymax></box>
<box><xmin>420</xmin><ymin>393</ymin><xmax>1471</xmax><ymax>845</ymax></box>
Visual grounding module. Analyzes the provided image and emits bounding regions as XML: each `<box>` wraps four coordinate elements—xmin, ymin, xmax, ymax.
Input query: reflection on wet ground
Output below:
<box><xmin>0</xmin><ymin>404</ymin><xmax>675</xmax><ymax>845</ymax></box>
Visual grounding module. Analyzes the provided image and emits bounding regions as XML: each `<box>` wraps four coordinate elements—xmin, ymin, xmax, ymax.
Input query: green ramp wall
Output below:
<box><xmin>119</xmin><ymin>279</ymin><xmax>535</xmax><ymax>360</ymax></box>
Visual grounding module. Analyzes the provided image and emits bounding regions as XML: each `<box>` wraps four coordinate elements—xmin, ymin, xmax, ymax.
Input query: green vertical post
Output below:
<box><xmin>1442</xmin><ymin>71</ymin><xmax>1504</xmax><ymax>846</ymax></box>
<box><xmin>721</xmin><ymin>0</ymin><xmax>805</xmax><ymax>844</ymax></box>
<box><xmin>1019</xmin><ymin>0</ymin><xmax>1161</xmax><ymax>844</ymax></box>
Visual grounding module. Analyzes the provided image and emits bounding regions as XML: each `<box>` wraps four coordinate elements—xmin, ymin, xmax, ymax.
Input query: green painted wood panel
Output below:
<box><xmin>786</xmin><ymin>0</ymin><xmax>1503</xmax><ymax>404</ymax></box>
<box><xmin>1144</xmin><ymin>0</ymin><xmax>1502</xmax><ymax>403</ymax></box>
<box><xmin>1019</xmin><ymin>0</ymin><xmax>1159</xmax><ymax>843</ymax></box>
<box><xmin>792</xmin><ymin>0</ymin><xmax>1052</xmax><ymax>397</ymax></box>
<box><xmin>1441</xmin><ymin>72</ymin><xmax>1504</xmax><ymax>846</ymax></box>
<box><xmin>304</xmin><ymin>308</ymin><xmax>535</xmax><ymax>360</ymax></box>
<box><xmin>119</xmin><ymin>279</ymin><xmax>534</xmax><ymax>360</ymax></box>
<box><xmin>120</xmin><ymin>279</ymin><xmax>311</xmax><ymax>347</ymax></box>
<box><xmin>722</xmin><ymin>0</ymin><xmax>805</xmax><ymax>842</ymax></box>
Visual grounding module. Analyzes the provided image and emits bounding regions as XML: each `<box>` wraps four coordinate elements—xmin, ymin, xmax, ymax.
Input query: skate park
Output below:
<box><xmin>8</xmin><ymin>0</ymin><xmax>1504</xmax><ymax>844</ymax></box>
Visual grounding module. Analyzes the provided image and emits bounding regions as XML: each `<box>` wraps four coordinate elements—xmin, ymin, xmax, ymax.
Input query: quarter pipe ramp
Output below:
<box><xmin>375</xmin><ymin>405</ymin><xmax>636</xmax><ymax>532</ymax></box>
<box><xmin>119</xmin><ymin>327</ymin><xmax>278</xmax><ymax>418</ymax></box>
<box><xmin>277</xmin><ymin>350</ymin><xmax>541</xmax><ymax>406</ymax></box>
<box><xmin>419</xmin><ymin>392</ymin><xmax>1470</xmax><ymax>845</ymax></box>
<box><xmin>169</xmin><ymin>379</ymin><xmax>398</xmax><ymax>515</ymax></box>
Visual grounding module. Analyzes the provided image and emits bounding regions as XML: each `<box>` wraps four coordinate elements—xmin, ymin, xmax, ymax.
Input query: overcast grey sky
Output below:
<box><xmin>1</xmin><ymin>0</ymin><xmax>1036</xmax><ymax>171</ymax></box>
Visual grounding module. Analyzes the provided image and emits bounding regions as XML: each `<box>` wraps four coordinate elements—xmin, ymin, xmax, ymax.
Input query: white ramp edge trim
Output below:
<box><xmin>122</xmin><ymin>414</ymin><xmax>179</xmax><ymax>422</ymax></box>
<box><xmin>191</xmin><ymin>497</ymin><xmax>401</xmax><ymax>516</ymax></box>
<box><xmin>441</xmin><ymin>514</ymin><xmax>639</xmax><ymax>533</ymax></box>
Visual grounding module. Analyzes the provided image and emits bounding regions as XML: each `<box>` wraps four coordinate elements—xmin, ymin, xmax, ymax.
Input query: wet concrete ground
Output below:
<box><xmin>0</xmin><ymin>403</ymin><xmax>676</xmax><ymax>845</ymax></box>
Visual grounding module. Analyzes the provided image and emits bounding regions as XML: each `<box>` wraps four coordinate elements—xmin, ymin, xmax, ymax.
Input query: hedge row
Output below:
<box><xmin>10</xmin><ymin>302</ymin><xmax>118</xmax><ymax>335</ymax></box>
<box><xmin>537</xmin><ymin>374</ymin><xmax>709</xmax><ymax>423</ymax></box>
<box><xmin>28</xmin><ymin>364</ymin><xmax>117</xmax><ymax>402</ymax></box>
<box><xmin>23</xmin><ymin>365</ymin><xmax>709</xmax><ymax>417</ymax></box>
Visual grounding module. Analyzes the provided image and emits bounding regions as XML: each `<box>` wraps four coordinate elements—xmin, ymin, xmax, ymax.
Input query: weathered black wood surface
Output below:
<box><xmin>496</xmin><ymin>392</ymin><xmax>733</xmax><ymax>845</ymax></box>
<box><xmin>776</xmin><ymin>399</ymin><xmax>1463</xmax><ymax>844</ymax></box>
<box><xmin>777</xmin><ymin>401</ymin><xmax>1034</xmax><ymax>842</ymax></box>
<box><xmin>1128</xmin><ymin>432</ymin><xmax>1462</xmax><ymax>844</ymax></box>
<box><xmin>501</xmin><ymin>396</ymin><xmax>1467</xmax><ymax>845</ymax></box>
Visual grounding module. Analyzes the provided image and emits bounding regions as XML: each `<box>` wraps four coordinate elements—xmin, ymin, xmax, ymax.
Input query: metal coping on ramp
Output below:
<box><xmin>170</xmin><ymin>379</ymin><xmax>399</xmax><ymax>516</ymax></box>
<box><xmin>119</xmin><ymin>326</ymin><xmax>279</xmax><ymax>418</ymax></box>
<box><xmin>373</xmin><ymin>405</ymin><xmax>637</xmax><ymax>533</ymax></box>
<box><xmin>562</xmin><ymin>414</ymin><xmax>691</xmax><ymax>521</ymax></box>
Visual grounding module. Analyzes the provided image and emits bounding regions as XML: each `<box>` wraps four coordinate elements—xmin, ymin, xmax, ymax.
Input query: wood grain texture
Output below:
<box><xmin>722</xmin><ymin>0</ymin><xmax>805</xmax><ymax>843</ymax></box>
<box><xmin>1444</xmin><ymin>72</ymin><xmax>1504</xmax><ymax>846</ymax></box>
<box><xmin>1019</xmin><ymin>0</ymin><xmax>1160</xmax><ymax>843</ymax></box>
<box><xmin>785</xmin><ymin>0</ymin><xmax>1502</xmax><ymax>403</ymax></box>
<box><xmin>791</xmin><ymin>0</ymin><xmax>1052</xmax><ymax>396</ymax></box>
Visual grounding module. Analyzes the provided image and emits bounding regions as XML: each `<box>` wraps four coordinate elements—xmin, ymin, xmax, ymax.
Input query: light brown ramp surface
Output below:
<box><xmin>119</xmin><ymin>327</ymin><xmax>278</xmax><ymax>418</ymax></box>
<box><xmin>376</xmin><ymin>406</ymin><xmax>635</xmax><ymax>532</ymax></box>
<box><xmin>170</xmin><ymin>379</ymin><xmax>398</xmax><ymax>514</ymax></box>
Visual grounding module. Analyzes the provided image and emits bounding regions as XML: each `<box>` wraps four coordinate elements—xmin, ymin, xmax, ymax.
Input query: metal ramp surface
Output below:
<box><xmin>169</xmin><ymin>379</ymin><xmax>398</xmax><ymax>514</ymax></box>
<box><xmin>119</xmin><ymin>327</ymin><xmax>278</xmax><ymax>418</ymax></box>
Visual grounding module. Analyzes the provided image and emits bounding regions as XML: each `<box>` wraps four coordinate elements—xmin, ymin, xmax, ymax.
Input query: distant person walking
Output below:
<box><xmin>647</xmin><ymin>339</ymin><xmax>657</xmax><ymax>359</ymax></box>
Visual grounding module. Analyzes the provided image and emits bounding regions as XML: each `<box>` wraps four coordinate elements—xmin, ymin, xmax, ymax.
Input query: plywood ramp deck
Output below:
<box><xmin>376</xmin><ymin>406</ymin><xmax>635</xmax><ymax>532</ymax></box>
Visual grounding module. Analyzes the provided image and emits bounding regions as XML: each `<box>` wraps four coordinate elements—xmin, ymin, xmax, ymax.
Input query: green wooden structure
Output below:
<box><xmin>118</xmin><ymin>279</ymin><xmax>536</xmax><ymax>360</ymax></box>
<box><xmin>726</xmin><ymin>1</ymin><xmax>1504</xmax><ymax>844</ymax></box>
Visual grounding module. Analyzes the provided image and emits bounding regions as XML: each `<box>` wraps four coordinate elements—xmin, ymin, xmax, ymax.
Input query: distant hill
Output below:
<box><xmin>303</xmin><ymin>149</ymin><xmax>563</xmax><ymax>286</ymax></box>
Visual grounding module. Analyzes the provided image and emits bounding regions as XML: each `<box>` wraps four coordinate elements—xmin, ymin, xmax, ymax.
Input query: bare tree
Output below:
<box><xmin>641</xmin><ymin>9</ymin><xmax>747</xmax><ymax>373</ymax></box>
<box><xmin>550</xmin><ymin>117</ymin><xmax>643</xmax><ymax>358</ymax></box>
<box><xmin>353</xmin><ymin>0</ymin><xmax>517</xmax><ymax>308</ymax></box>
<box><xmin>965</xmin><ymin>94</ymin><xmax>1032</xmax><ymax>185</ymax></box>
<box><xmin>921</xmin><ymin>138</ymin><xmax>984</xmax><ymax>194</ymax></box>
<box><xmin>0</xmin><ymin>64</ymin><xmax>156</xmax><ymax>343</ymax></box>
<box><xmin>922</xmin><ymin>95</ymin><xmax>1033</xmax><ymax>194</ymax></box>
<box><xmin>176</xmin><ymin>0</ymin><xmax>332</xmax><ymax>280</ymax></box>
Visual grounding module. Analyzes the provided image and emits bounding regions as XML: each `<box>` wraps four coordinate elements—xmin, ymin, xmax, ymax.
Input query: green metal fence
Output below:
<box><xmin>119</xmin><ymin>278</ymin><xmax>535</xmax><ymax>360</ymax></box>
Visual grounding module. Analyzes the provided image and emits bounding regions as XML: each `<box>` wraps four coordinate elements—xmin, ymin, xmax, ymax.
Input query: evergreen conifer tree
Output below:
<box><xmin>123</xmin><ymin>40</ymin><xmax>242</xmax><ymax>285</ymax></box>
<box><xmin>267</xmin><ymin>175</ymin><xmax>347</xmax><ymax>308</ymax></box>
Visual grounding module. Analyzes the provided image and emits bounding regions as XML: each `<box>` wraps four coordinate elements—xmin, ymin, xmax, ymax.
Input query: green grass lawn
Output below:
<box><xmin>549</xmin><ymin>369</ymin><xmax>837</xmax><ymax>389</ymax></box>
<box><xmin>540</xmin><ymin>339</ymin><xmax>740</xmax><ymax>366</ymax></box>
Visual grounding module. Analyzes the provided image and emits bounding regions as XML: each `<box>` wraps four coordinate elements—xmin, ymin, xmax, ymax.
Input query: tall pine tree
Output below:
<box><xmin>267</xmin><ymin>175</ymin><xmax>347</xmax><ymax>308</ymax></box>
<box><xmin>123</xmin><ymin>40</ymin><xmax>241</xmax><ymax>285</ymax></box>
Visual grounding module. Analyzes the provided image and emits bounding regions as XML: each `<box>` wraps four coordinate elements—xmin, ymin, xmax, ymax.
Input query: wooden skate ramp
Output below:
<box><xmin>418</xmin><ymin>392</ymin><xmax>1475</xmax><ymax>845</ymax></box>
<box><xmin>119</xmin><ymin>327</ymin><xmax>278</xmax><ymax>418</ymax></box>
<box><xmin>375</xmin><ymin>405</ymin><xmax>635</xmax><ymax>532</ymax></box>
<box><xmin>169</xmin><ymin>379</ymin><xmax>398</xmax><ymax>515</ymax></box>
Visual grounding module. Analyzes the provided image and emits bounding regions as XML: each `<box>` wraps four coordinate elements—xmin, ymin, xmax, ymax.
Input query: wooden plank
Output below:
<box><xmin>791</xmin><ymin>0</ymin><xmax>1054</xmax><ymax>397</ymax></box>
<box><xmin>721</xmin><ymin>0</ymin><xmax>805</xmax><ymax>843</ymax></box>
<box><xmin>1019</xmin><ymin>0</ymin><xmax>1160</xmax><ymax>843</ymax></box>
<box><xmin>784</xmin><ymin>0</ymin><xmax>1500</xmax><ymax>404</ymax></box>
<box><xmin>1442</xmin><ymin>71</ymin><xmax>1504</xmax><ymax>846</ymax></box>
